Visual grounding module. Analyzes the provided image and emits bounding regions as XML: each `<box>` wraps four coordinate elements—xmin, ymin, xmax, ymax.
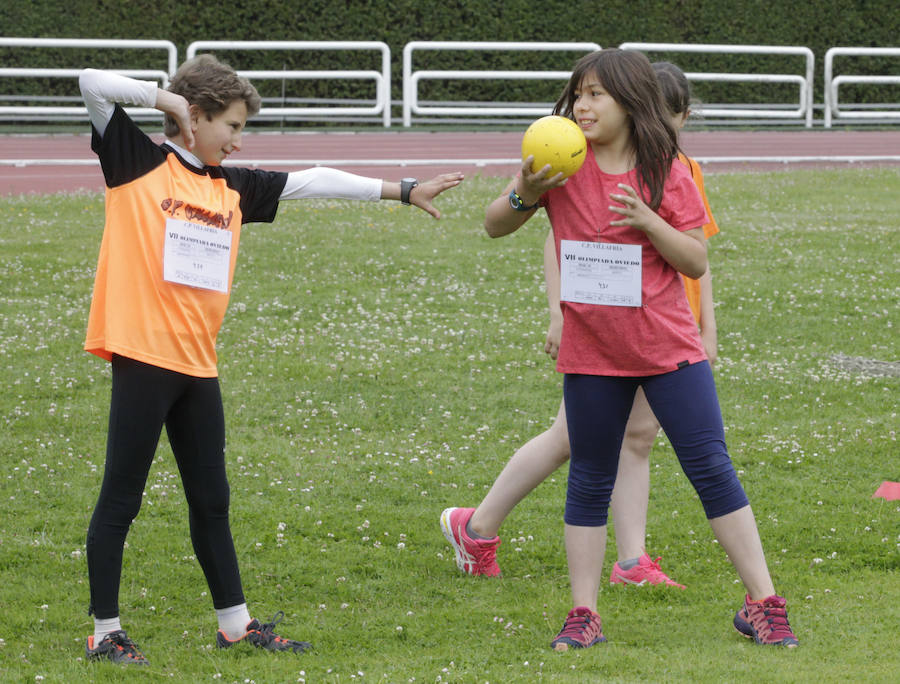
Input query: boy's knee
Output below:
<box><xmin>186</xmin><ymin>485</ymin><xmax>231</xmax><ymax>519</ymax></box>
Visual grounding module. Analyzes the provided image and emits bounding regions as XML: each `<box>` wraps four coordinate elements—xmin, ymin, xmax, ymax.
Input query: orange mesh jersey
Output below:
<box><xmin>677</xmin><ymin>153</ymin><xmax>719</xmax><ymax>323</ymax></box>
<box><xmin>85</xmin><ymin>105</ymin><xmax>287</xmax><ymax>377</ymax></box>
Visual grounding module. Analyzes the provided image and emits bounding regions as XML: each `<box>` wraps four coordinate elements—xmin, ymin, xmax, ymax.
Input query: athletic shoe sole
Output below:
<box><xmin>440</xmin><ymin>507</ymin><xmax>467</xmax><ymax>572</ymax></box>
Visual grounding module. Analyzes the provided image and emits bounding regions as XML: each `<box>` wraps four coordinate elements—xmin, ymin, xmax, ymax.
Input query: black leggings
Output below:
<box><xmin>86</xmin><ymin>355</ymin><xmax>244</xmax><ymax>618</ymax></box>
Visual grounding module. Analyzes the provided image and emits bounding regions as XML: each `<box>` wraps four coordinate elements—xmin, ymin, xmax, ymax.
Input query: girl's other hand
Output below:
<box><xmin>609</xmin><ymin>182</ymin><xmax>655</xmax><ymax>231</ymax></box>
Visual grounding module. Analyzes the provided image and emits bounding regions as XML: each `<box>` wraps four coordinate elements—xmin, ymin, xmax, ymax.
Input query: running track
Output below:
<box><xmin>2</xmin><ymin>129</ymin><xmax>899</xmax><ymax>195</ymax></box>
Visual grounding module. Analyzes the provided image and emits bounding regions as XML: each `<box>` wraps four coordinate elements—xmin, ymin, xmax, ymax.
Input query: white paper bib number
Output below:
<box><xmin>163</xmin><ymin>218</ymin><xmax>233</xmax><ymax>293</ymax></box>
<box><xmin>560</xmin><ymin>240</ymin><xmax>642</xmax><ymax>307</ymax></box>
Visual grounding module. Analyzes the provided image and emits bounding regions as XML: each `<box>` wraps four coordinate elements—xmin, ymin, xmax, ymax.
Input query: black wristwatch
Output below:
<box><xmin>509</xmin><ymin>189</ymin><xmax>539</xmax><ymax>211</ymax></box>
<box><xmin>401</xmin><ymin>177</ymin><xmax>419</xmax><ymax>205</ymax></box>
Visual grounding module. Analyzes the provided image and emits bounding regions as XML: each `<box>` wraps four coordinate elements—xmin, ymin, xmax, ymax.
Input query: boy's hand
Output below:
<box><xmin>155</xmin><ymin>89</ymin><xmax>195</xmax><ymax>150</ymax></box>
<box><xmin>409</xmin><ymin>172</ymin><xmax>465</xmax><ymax>219</ymax></box>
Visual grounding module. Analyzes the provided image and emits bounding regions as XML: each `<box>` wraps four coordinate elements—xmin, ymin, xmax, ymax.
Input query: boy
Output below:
<box><xmin>80</xmin><ymin>54</ymin><xmax>463</xmax><ymax>665</ymax></box>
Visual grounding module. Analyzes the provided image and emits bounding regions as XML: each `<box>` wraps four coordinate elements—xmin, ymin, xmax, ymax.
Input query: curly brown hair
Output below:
<box><xmin>164</xmin><ymin>54</ymin><xmax>261</xmax><ymax>138</ymax></box>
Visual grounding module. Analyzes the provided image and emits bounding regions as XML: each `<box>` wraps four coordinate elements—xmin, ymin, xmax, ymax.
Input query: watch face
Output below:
<box><xmin>509</xmin><ymin>191</ymin><xmax>537</xmax><ymax>211</ymax></box>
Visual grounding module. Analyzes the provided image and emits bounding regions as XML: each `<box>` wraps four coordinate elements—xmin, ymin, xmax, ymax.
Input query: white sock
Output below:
<box><xmin>93</xmin><ymin>616</ymin><xmax>122</xmax><ymax>646</ymax></box>
<box><xmin>216</xmin><ymin>603</ymin><xmax>252</xmax><ymax>641</ymax></box>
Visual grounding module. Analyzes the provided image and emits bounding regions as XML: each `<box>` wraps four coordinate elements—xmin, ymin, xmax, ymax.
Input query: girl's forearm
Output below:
<box><xmin>644</xmin><ymin>219</ymin><xmax>707</xmax><ymax>279</ymax></box>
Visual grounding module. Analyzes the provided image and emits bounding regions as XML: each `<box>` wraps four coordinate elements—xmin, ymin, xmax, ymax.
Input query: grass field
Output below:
<box><xmin>1</xmin><ymin>167</ymin><xmax>898</xmax><ymax>682</ymax></box>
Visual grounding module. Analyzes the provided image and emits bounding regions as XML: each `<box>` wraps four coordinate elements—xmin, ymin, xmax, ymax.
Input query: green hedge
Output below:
<box><xmin>1</xmin><ymin>0</ymin><xmax>897</xmax><ymax>107</ymax></box>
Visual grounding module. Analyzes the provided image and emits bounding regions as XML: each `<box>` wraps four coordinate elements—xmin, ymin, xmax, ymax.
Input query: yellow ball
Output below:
<box><xmin>521</xmin><ymin>115</ymin><xmax>587</xmax><ymax>179</ymax></box>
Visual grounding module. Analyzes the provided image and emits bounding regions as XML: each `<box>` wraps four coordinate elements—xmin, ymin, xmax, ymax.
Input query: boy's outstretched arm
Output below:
<box><xmin>380</xmin><ymin>173</ymin><xmax>465</xmax><ymax>219</ymax></box>
<box><xmin>279</xmin><ymin>169</ymin><xmax>462</xmax><ymax>218</ymax></box>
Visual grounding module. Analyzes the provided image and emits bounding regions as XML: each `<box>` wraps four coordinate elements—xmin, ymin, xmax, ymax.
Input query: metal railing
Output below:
<box><xmin>1</xmin><ymin>38</ymin><xmax>898</xmax><ymax>128</ymax></box>
<box><xmin>186</xmin><ymin>41</ymin><xmax>392</xmax><ymax>127</ymax></box>
<box><xmin>0</xmin><ymin>37</ymin><xmax>176</xmax><ymax>122</ymax></box>
<box><xmin>824</xmin><ymin>47</ymin><xmax>900</xmax><ymax>127</ymax></box>
<box><xmin>619</xmin><ymin>42</ymin><xmax>815</xmax><ymax>127</ymax></box>
<box><xmin>401</xmin><ymin>41</ymin><xmax>601</xmax><ymax>126</ymax></box>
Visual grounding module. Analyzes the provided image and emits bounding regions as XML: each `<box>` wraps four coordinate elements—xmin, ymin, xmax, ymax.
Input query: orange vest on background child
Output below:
<box><xmin>677</xmin><ymin>153</ymin><xmax>719</xmax><ymax>324</ymax></box>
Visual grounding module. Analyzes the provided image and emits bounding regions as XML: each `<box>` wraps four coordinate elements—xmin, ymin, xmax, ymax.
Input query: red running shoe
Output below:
<box><xmin>439</xmin><ymin>507</ymin><xmax>501</xmax><ymax>577</ymax></box>
<box><xmin>609</xmin><ymin>552</ymin><xmax>685</xmax><ymax>589</ymax></box>
<box><xmin>551</xmin><ymin>606</ymin><xmax>606</xmax><ymax>651</ymax></box>
<box><xmin>733</xmin><ymin>594</ymin><xmax>799</xmax><ymax>647</ymax></box>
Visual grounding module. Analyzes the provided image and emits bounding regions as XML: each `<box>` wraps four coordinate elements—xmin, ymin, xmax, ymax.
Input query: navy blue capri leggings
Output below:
<box><xmin>563</xmin><ymin>361</ymin><xmax>748</xmax><ymax>526</ymax></box>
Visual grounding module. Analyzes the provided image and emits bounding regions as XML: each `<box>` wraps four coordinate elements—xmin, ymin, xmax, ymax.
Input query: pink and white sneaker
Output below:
<box><xmin>439</xmin><ymin>507</ymin><xmax>501</xmax><ymax>577</ymax></box>
<box><xmin>609</xmin><ymin>552</ymin><xmax>685</xmax><ymax>589</ymax></box>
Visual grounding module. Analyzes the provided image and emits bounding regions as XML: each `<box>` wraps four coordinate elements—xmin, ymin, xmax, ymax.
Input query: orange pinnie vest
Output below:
<box><xmin>85</xmin><ymin>106</ymin><xmax>286</xmax><ymax>376</ymax></box>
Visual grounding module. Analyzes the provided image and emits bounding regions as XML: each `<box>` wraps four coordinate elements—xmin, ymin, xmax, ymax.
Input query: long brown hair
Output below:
<box><xmin>653</xmin><ymin>61</ymin><xmax>692</xmax><ymax>118</ymax></box>
<box><xmin>553</xmin><ymin>49</ymin><xmax>678</xmax><ymax>210</ymax></box>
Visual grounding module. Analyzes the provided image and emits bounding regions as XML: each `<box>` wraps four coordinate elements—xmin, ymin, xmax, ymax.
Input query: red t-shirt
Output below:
<box><xmin>543</xmin><ymin>146</ymin><xmax>709</xmax><ymax>376</ymax></box>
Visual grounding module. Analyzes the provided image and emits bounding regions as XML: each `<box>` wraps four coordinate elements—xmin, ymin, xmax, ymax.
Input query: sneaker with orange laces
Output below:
<box><xmin>609</xmin><ymin>552</ymin><xmax>685</xmax><ymax>589</ymax></box>
<box><xmin>733</xmin><ymin>594</ymin><xmax>799</xmax><ymax>647</ymax></box>
<box><xmin>439</xmin><ymin>507</ymin><xmax>501</xmax><ymax>577</ymax></box>
<box><xmin>85</xmin><ymin>630</ymin><xmax>148</xmax><ymax>666</ymax></box>
<box><xmin>551</xmin><ymin>606</ymin><xmax>606</xmax><ymax>651</ymax></box>
<box><xmin>216</xmin><ymin>611</ymin><xmax>311</xmax><ymax>653</ymax></box>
